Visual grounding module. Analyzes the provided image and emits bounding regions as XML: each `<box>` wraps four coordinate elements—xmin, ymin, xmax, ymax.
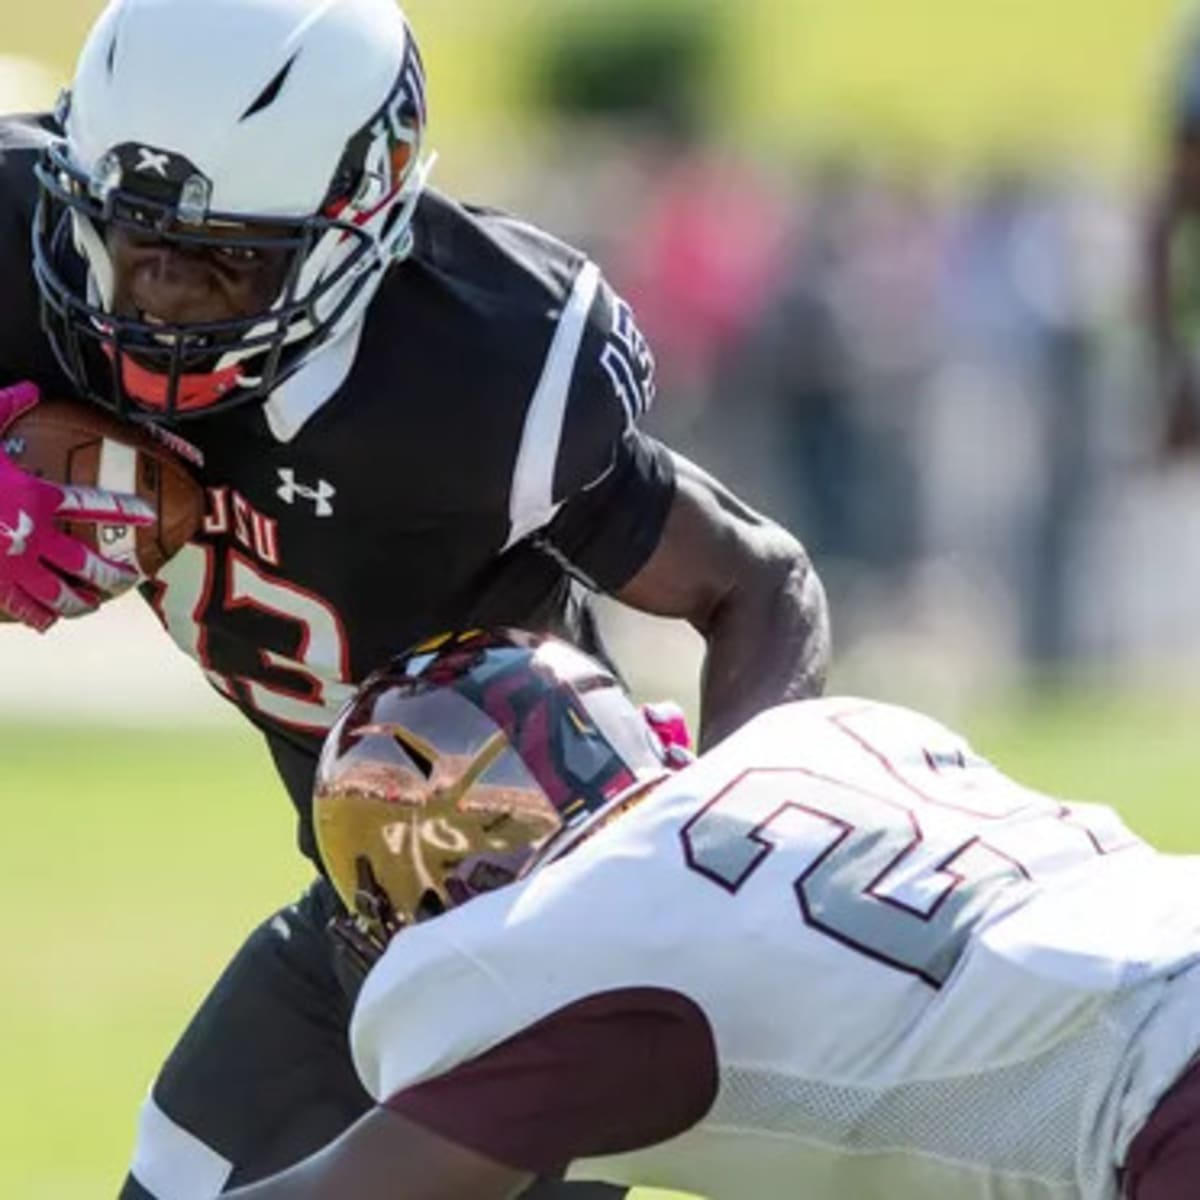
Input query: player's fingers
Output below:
<box><xmin>0</xmin><ymin>381</ymin><xmax>40</xmax><ymax>434</ymax></box>
<box><xmin>0</xmin><ymin>579</ymin><xmax>62</xmax><ymax>632</ymax></box>
<box><xmin>52</xmin><ymin>483</ymin><xmax>155</xmax><ymax>528</ymax></box>
<box><xmin>49</xmin><ymin>583</ymin><xmax>98</xmax><ymax>619</ymax></box>
<box><xmin>39</xmin><ymin>527</ymin><xmax>140</xmax><ymax>597</ymax></box>
<box><xmin>24</xmin><ymin>567</ymin><xmax>99</xmax><ymax>618</ymax></box>
<box><xmin>12</xmin><ymin>550</ymin><xmax>103</xmax><ymax>617</ymax></box>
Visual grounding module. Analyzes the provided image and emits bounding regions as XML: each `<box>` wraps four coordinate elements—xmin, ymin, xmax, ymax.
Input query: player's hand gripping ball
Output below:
<box><xmin>0</xmin><ymin>382</ymin><xmax>205</xmax><ymax>631</ymax></box>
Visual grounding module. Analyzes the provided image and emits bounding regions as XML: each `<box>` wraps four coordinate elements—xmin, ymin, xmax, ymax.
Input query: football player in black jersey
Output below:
<box><xmin>0</xmin><ymin>1</ymin><xmax>830</xmax><ymax>1197</ymax></box>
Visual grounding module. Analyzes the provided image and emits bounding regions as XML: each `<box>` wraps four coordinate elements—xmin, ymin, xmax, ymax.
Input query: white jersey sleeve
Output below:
<box><xmin>350</xmin><ymin>697</ymin><xmax>1200</xmax><ymax>1200</ymax></box>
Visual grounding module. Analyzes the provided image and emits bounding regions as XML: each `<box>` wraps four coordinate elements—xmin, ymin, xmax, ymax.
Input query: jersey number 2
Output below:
<box><xmin>679</xmin><ymin>716</ymin><xmax>1136</xmax><ymax>988</ymax></box>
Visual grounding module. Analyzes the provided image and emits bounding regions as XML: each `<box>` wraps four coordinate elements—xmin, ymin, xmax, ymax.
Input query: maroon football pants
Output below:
<box><xmin>1124</xmin><ymin>1056</ymin><xmax>1200</xmax><ymax>1198</ymax></box>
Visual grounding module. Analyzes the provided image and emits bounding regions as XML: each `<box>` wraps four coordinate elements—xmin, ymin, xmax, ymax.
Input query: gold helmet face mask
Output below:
<box><xmin>315</xmin><ymin>682</ymin><xmax>565</xmax><ymax>964</ymax></box>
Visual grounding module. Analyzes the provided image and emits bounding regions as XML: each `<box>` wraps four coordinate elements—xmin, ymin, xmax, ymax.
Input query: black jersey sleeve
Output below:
<box><xmin>534</xmin><ymin>273</ymin><xmax>676</xmax><ymax>594</ymax></box>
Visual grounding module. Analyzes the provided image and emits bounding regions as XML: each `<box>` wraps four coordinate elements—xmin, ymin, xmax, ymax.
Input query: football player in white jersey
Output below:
<box><xmin>224</xmin><ymin>629</ymin><xmax>1200</xmax><ymax>1200</ymax></box>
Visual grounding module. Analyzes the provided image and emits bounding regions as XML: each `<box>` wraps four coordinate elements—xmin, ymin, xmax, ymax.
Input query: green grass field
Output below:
<box><xmin>4</xmin><ymin>687</ymin><xmax>1200</xmax><ymax>1196</ymax></box>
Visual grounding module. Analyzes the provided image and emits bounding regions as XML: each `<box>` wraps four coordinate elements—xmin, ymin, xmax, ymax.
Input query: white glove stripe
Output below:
<box><xmin>48</xmin><ymin>579</ymin><xmax>95</xmax><ymax>619</ymax></box>
<box><xmin>56</xmin><ymin>484</ymin><xmax>155</xmax><ymax>524</ymax></box>
<box><xmin>77</xmin><ymin>545</ymin><xmax>139</xmax><ymax>595</ymax></box>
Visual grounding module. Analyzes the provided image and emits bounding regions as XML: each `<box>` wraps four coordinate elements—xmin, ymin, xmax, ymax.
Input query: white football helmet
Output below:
<box><xmin>33</xmin><ymin>0</ymin><xmax>431</xmax><ymax>421</ymax></box>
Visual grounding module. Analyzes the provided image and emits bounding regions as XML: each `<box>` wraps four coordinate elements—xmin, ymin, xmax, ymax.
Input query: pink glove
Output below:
<box><xmin>0</xmin><ymin>382</ymin><xmax>155</xmax><ymax>632</ymax></box>
<box><xmin>642</xmin><ymin>700</ymin><xmax>695</xmax><ymax>768</ymax></box>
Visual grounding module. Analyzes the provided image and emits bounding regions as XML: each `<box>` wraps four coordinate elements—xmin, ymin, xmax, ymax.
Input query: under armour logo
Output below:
<box><xmin>135</xmin><ymin>147</ymin><xmax>171</xmax><ymax>177</ymax></box>
<box><xmin>277</xmin><ymin>468</ymin><xmax>335</xmax><ymax>517</ymax></box>
<box><xmin>0</xmin><ymin>510</ymin><xmax>34</xmax><ymax>557</ymax></box>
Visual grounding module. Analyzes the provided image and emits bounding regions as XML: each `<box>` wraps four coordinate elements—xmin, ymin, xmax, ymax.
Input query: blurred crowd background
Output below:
<box><xmin>468</xmin><ymin>0</ymin><xmax>1200</xmax><ymax>712</ymax></box>
<box><xmin>0</xmin><ymin>0</ymin><xmax>1196</xmax><ymax>721</ymax></box>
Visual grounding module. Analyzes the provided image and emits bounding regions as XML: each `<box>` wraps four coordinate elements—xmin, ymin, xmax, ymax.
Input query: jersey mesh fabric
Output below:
<box><xmin>706</xmin><ymin>994</ymin><xmax>1155</xmax><ymax>1198</ymax></box>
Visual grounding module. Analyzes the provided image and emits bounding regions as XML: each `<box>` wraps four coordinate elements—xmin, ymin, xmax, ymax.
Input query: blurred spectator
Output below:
<box><xmin>1144</xmin><ymin>11</ymin><xmax>1200</xmax><ymax>458</ymax></box>
<box><xmin>730</xmin><ymin>159</ymin><xmax>943</xmax><ymax>614</ymax></box>
<box><xmin>616</xmin><ymin>132</ymin><xmax>789</xmax><ymax>441</ymax></box>
<box><xmin>497</xmin><ymin>36</ymin><xmax>1151</xmax><ymax>687</ymax></box>
<box><xmin>934</xmin><ymin>168</ymin><xmax>1115</xmax><ymax>665</ymax></box>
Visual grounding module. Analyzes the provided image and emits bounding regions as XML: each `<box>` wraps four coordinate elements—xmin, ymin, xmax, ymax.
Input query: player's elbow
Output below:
<box><xmin>710</xmin><ymin>520</ymin><xmax>829</xmax><ymax>649</ymax></box>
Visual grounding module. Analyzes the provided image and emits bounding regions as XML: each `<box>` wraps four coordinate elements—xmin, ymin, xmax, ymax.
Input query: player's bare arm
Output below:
<box><xmin>222</xmin><ymin>1107</ymin><xmax>531</xmax><ymax>1200</ymax></box>
<box><xmin>616</xmin><ymin>451</ymin><xmax>830</xmax><ymax>749</ymax></box>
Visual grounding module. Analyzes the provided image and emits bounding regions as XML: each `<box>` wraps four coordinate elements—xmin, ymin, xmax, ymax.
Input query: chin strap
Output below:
<box><xmin>326</xmin><ymin>854</ymin><xmax>406</xmax><ymax>996</ymax></box>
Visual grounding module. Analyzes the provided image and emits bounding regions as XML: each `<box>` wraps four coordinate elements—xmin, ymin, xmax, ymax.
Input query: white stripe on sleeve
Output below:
<box><xmin>129</xmin><ymin>1094</ymin><xmax>233</xmax><ymax>1200</ymax></box>
<box><xmin>504</xmin><ymin>260</ymin><xmax>602</xmax><ymax>549</ymax></box>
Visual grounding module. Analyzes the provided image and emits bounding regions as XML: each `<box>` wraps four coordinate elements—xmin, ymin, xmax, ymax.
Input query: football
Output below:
<box><xmin>1</xmin><ymin>397</ymin><xmax>205</xmax><ymax>582</ymax></box>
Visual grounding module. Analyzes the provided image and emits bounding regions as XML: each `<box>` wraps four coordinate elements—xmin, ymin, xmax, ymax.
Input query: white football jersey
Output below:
<box><xmin>350</xmin><ymin>698</ymin><xmax>1200</xmax><ymax>1200</ymax></box>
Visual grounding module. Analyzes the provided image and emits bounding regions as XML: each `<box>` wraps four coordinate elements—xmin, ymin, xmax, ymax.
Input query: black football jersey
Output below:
<box><xmin>0</xmin><ymin>114</ymin><xmax>676</xmax><ymax>861</ymax></box>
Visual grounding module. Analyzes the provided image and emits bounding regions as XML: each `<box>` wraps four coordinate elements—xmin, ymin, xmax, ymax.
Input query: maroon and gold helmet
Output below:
<box><xmin>315</xmin><ymin>629</ymin><xmax>675</xmax><ymax>969</ymax></box>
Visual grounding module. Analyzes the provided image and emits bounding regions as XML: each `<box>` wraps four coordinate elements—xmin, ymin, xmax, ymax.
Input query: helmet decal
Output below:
<box><xmin>239</xmin><ymin>53</ymin><xmax>299</xmax><ymax>122</ymax></box>
<box><xmin>418</xmin><ymin>634</ymin><xmax>640</xmax><ymax>813</ymax></box>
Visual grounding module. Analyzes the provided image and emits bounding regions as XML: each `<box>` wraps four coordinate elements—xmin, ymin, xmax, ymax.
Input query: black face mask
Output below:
<box><xmin>326</xmin><ymin>854</ymin><xmax>411</xmax><ymax>1000</ymax></box>
<box><xmin>33</xmin><ymin>139</ymin><xmax>382</xmax><ymax>424</ymax></box>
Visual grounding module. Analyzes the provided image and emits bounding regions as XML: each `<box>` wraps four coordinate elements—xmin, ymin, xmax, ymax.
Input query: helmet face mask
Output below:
<box><xmin>34</xmin><ymin>146</ymin><xmax>376</xmax><ymax>419</ymax></box>
<box><xmin>316</xmin><ymin>631</ymin><xmax>677</xmax><ymax>972</ymax></box>
<box><xmin>32</xmin><ymin>0</ymin><xmax>430</xmax><ymax>422</ymax></box>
